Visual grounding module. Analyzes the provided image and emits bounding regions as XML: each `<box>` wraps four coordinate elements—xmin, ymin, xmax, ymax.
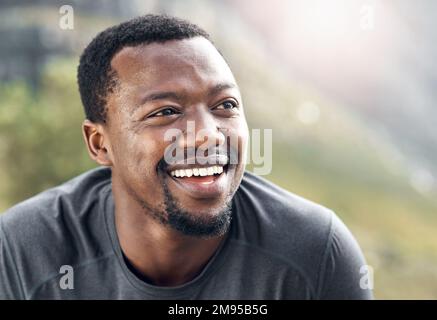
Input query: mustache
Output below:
<box><xmin>157</xmin><ymin>145</ymin><xmax>239</xmax><ymax>173</ymax></box>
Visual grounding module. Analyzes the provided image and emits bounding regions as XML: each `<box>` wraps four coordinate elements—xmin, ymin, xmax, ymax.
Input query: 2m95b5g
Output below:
<box><xmin>212</xmin><ymin>304</ymin><xmax>268</xmax><ymax>315</ymax></box>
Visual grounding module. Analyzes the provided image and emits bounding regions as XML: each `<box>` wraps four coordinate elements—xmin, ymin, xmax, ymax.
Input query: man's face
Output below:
<box><xmin>104</xmin><ymin>37</ymin><xmax>248</xmax><ymax>237</ymax></box>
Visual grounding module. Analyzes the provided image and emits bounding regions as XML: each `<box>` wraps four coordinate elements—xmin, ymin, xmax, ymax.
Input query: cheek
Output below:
<box><xmin>239</xmin><ymin>122</ymin><xmax>249</xmax><ymax>153</ymax></box>
<box><xmin>113</xmin><ymin>130</ymin><xmax>164</xmax><ymax>180</ymax></box>
<box><xmin>227</xmin><ymin>120</ymin><xmax>249</xmax><ymax>165</ymax></box>
<box><xmin>132</xmin><ymin>138</ymin><xmax>164</xmax><ymax>178</ymax></box>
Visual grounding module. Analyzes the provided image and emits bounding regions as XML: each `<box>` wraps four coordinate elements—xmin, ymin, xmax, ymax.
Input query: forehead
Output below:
<box><xmin>110</xmin><ymin>37</ymin><xmax>236</xmax><ymax>91</ymax></box>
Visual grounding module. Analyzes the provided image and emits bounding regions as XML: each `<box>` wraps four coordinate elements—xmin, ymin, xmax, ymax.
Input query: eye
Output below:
<box><xmin>214</xmin><ymin>100</ymin><xmax>238</xmax><ymax>110</ymax></box>
<box><xmin>149</xmin><ymin>107</ymin><xmax>180</xmax><ymax>117</ymax></box>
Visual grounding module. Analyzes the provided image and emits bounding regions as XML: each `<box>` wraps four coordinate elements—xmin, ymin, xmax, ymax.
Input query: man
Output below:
<box><xmin>0</xmin><ymin>15</ymin><xmax>372</xmax><ymax>299</ymax></box>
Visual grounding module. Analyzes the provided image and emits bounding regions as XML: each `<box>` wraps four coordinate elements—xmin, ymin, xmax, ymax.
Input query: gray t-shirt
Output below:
<box><xmin>0</xmin><ymin>167</ymin><xmax>373</xmax><ymax>299</ymax></box>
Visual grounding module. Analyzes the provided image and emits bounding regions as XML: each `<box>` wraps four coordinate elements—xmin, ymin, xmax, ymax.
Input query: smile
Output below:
<box><xmin>170</xmin><ymin>165</ymin><xmax>224</xmax><ymax>179</ymax></box>
<box><xmin>167</xmin><ymin>164</ymin><xmax>229</xmax><ymax>199</ymax></box>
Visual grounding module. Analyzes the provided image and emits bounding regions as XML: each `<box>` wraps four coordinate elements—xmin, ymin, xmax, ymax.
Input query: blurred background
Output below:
<box><xmin>1</xmin><ymin>0</ymin><xmax>436</xmax><ymax>299</ymax></box>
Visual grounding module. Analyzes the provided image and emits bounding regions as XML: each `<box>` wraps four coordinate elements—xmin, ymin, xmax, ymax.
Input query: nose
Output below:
<box><xmin>178</xmin><ymin>107</ymin><xmax>226</xmax><ymax>154</ymax></box>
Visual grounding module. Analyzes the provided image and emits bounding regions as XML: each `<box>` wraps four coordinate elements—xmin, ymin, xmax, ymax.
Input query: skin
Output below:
<box><xmin>82</xmin><ymin>37</ymin><xmax>249</xmax><ymax>286</ymax></box>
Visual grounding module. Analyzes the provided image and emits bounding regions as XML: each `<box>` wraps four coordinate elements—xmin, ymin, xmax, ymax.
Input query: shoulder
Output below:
<box><xmin>0</xmin><ymin>167</ymin><xmax>113</xmax><ymax>298</ymax></box>
<box><xmin>233</xmin><ymin>171</ymin><xmax>366</xmax><ymax>297</ymax></box>
<box><xmin>235</xmin><ymin>171</ymin><xmax>335</xmax><ymax>245</ymax></box>
<box><xmin>1</xmin><ymin>166</ymin><xmax>111</xmax><ymax>231</ymax></box>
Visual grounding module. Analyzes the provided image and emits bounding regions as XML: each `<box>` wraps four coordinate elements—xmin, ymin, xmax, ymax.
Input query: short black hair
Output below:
<box><xmin>77</xmin><ymin>14</ymin><xmax>210</xmax><ymax>123</ymax></box>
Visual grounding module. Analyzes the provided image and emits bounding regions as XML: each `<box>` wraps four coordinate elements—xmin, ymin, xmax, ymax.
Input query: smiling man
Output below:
<box><xmin>0</xmin><ymin>15</ymin><xmax>373</xmax><ymax>299</ymax></box>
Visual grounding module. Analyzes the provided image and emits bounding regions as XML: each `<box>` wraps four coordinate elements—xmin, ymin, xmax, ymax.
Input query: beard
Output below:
<box><xmin>135</xmin><ymin>158</ymin><xmax>234</xmax><ymax>238</ymax></box>
<box><xmin>161</xmin><ymin>180</ymin><xmax>233</xmax><ymax>238</ymax></box>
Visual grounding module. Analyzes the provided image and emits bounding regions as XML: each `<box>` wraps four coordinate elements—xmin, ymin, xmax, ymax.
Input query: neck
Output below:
<box><xmin>112</xmin><ymin>181</ymin><xmax>227</xmax><ymax>287</ymax></box>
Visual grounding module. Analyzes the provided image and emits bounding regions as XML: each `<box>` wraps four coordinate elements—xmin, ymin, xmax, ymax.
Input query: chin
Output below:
<box><xmin>177</xmin><ymin>198</ymin><xmax>231</xmax><ymax>219</ymax></box>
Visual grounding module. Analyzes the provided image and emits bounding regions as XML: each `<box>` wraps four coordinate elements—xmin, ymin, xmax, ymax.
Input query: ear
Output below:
<box><xmin>82</xmin><ymin>119</ymin><xmax>113</xmax><ymax>166</ymax></box>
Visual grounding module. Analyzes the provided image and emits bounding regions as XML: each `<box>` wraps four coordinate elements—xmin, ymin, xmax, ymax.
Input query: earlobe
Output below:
<box><xmin>82</xmin><ymin>120</ymin><xmax>113</xmax><ymax>166</ymax></box>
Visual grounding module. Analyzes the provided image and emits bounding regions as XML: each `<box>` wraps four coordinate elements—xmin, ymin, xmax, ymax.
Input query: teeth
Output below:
<box><xmin>170</xmin><ymin>166</ymin><xmax>225</xmax><ymax>177</ymax></box>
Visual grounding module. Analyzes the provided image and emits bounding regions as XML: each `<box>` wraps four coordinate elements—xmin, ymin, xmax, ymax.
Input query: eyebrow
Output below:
<box><xmin>139</xmin><ymin>92</ymin><xmax>184</xmax><ymax>105</ymax></box>
<box><xmin>208</xmin><ymin>82</ymin><xmax>237</xmax><ymax>97</ymax></box>
<box><xmin>139</xmin><ymin>82</ymin><xmax>238</xmax><ymax>106</ymax></box>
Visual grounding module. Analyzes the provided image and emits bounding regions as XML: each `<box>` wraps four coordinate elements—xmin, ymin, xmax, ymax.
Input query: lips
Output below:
<box><xmin>167</xmin><ymin>156</ymin><xmax>228</xmax><ymax>199</ymax></box>
<box><xmin>169</xmin><ymin>170</ymin><xmax>227</xmax><ymax>199</ymax></box>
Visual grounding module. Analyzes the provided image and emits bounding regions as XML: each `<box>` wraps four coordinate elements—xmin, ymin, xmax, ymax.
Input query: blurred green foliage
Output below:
<box><xmin>0</xmin><ymin>59</ymin><xmax>96</xmax><ymax>208</ymax></box>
